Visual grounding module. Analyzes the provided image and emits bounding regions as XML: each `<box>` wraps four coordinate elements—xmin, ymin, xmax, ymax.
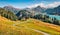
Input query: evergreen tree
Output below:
<box><xmin>0</xmin><ymin>8</ymin><xmax>17</xmax><ymax>21</ymax></box>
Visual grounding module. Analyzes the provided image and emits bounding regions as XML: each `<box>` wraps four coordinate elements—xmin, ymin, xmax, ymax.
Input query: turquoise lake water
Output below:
<box><xmin>47</xmin><ymin>15</ymin><xmax>60</xmax><ymax>20</ymax></box>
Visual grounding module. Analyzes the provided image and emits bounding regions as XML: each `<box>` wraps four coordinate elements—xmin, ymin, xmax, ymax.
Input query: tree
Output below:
<box><xmin>0</xmin><ymin>8</ymin><xmax>18</xmax><ymax>21</ymax></box>
<box><xmin>53</xmin><ymin>17</ymin><xmax>60</xmax><ymax>25</ymax></box>
<box><xmin>16</xmin><ymin>10</ymin><xmax>31</xmax><ymax>20</ymax></box>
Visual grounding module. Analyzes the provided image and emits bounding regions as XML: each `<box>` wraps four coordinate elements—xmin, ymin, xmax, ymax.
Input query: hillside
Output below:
<box><xmin>0</xmin><ymin>8</ymin><xmax>17</xmax><ymax>21</ymax></box>
<box><xmin>4</xmin><ymin>6</ymin><xmax>20</xmax><ymax>14</ymax></box>
<box><xmin>0</xmin><ymin>16</ymin><xmax>60</xmax><ymax>35</ymax></box>
<box><xmin>45</xmin><ymin>5</ymin><xmax>60</xmax><ymax>15</ymax></box>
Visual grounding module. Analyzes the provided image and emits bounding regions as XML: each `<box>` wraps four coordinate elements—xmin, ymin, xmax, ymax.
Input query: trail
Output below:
<box><xmin>31</xmin><ymin>29</ymin><xmax>49</xmax><ymax>35</ymax></box>
<box><xmin>25</xmin><ymin>26</ymin><xmax>50</xmax><ymax>35</ymax></box>
<box><xmin>13</xmin><ymin>21</ymin><xmax>50</xmax><ymax>35</ymax></box>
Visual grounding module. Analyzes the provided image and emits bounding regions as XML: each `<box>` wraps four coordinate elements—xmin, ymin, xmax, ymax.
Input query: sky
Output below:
<box><xmin>0</xmin><ymin>0</ymin><xmax>60</xmax><ymax>8</ymax></box>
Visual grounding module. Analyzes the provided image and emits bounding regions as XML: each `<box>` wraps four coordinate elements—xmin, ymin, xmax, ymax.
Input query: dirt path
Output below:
<box><xmin>25</xmin><ymin>26</ymin><xmax>50</xmax><ymax>35</ymax></box>
<box><xmin>13</xmin><ymin>22</ymin><xmax>50</xmax><ymax>35</ymax></box>
<box><xmin>31</xmin><ymin>29</ymin><xmax>49</xmax><ymax>35</ymax></box>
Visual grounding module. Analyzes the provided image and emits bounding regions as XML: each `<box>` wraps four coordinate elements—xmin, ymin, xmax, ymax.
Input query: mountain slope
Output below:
<box><xmin>4</xmin><ymin>6</ymin><xmax>20</xmax><ymax>14</ymax></box>
<box><xmin>32</xmin><ymin>6</ymin><xmax>45</xmax><ymax>13</ymax></box>
<box><xmin>0</xmin><ymin>8</ymin><xmax>17</xmax><ymax>21</ymax></box>
<box><xmin>45</xmin><ymin>5</ymin><xmax>60</xmax><ymax>15</ymax></box>
<box><xmin>0</xmin><ymin>16</ymin><xmax>60</xmax><ymax>35</ymax></box>
<box><xmin>26</xmin><ymin>5</ymin><xmax>60</xmax><ymax>15</ymax></box>
<box><xmin>25</xmin><ymin>6</ymin><xmax>45</xmax><ymax>15</ymax></box>
<box><xmin>16</xmin><ymin>10</ymin><xmax>32</xmax><ymax>20</ymax></box>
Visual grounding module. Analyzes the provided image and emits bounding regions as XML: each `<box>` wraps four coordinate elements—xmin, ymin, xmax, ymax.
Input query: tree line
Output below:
<box><xmin>0</xmin><ymin>8</ymin><xmax>60</xmax><ymax>25</ymax></box>
<box><xmin>0</xmin><ymin>8</ymin><xmax>17</xmax><ymax>21</ymax></box>
<box><xmin>33</xmin><ymin>14</ymin><xmax>60</xmax><ymax>25</ymax></box>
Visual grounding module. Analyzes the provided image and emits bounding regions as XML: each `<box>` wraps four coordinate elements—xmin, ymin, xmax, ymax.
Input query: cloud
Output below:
<box><xmin>27</xmin><ymin>2</ymin><xmax>60</xmax><ymax>8</ymax></box>
<box><xmin>46</xmin><ymin>2</ymin><xmax>60</xmax><ymax>8</ymax></box>
<box><xmin>27</xmin><ymin>4</ymin><xmax>39</xmax><ymax>8</ymax></box>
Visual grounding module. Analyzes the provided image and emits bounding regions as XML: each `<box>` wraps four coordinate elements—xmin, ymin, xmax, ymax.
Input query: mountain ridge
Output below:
<box><xmin>4</xmin><ymin>6</ymin><xmax>20</xmax><ymax>14</ymax></box>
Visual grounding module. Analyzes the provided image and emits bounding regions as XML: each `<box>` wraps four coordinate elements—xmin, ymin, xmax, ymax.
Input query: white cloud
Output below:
<box><xmin>46</xmin><ymin>2</ymin><xmax>60</xmax><ymax>8</ymax></box>
<box><xmin>27</xmin><ymin>2</ymin><xmax>60</xmax><ymax>8</ymax></box>
<box><xmin>27</xmin><ymin>4</ymin><xmax>39</xmax><ymax>8</ymax></box>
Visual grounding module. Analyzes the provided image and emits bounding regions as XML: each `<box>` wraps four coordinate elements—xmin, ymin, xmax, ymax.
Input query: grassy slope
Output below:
<box><xmin>0</xmin><ymin>16</ymin><xmax>60</xmax><ymax>35</ymax></box>
<box><xmin>0</xmin><ymin>16</ymin><xmax>43</xmax><ymax>35</ymax></box>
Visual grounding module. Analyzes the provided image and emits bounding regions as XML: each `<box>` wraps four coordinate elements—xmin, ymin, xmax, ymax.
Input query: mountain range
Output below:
<box><xmin>24</xmin><ymin>5</ymin><xmax>60</xmax><ymax>15</ymax></box>
<box><xmin>0</xmin><ymin>5</ymin><xmax>60</xmax><ymax>21</ymax></box>
<box><xmin>45</xmin><ymin>5</ymin><xmax>60</xmax><ymax>15</ymax></box>
<box><xmin>2</xmin><ymin>5</ymin><xmax>60</xmax><ymax>15</ymax></box>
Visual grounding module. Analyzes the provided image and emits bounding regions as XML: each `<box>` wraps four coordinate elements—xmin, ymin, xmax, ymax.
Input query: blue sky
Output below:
<box><xmin>0</xmin><ymin>0</ymin><xmax>60</xmax><ymax>8</ymax></box>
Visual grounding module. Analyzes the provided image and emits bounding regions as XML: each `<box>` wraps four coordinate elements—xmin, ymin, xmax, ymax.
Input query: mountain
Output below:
<box><xmin>26</xmin><ymin>5</ymin><xmax>60</xmax><ymax>15</ymax></box>
<box><xmin>45</xmin><ymin>5</ymin><xmax>60</xmax><ymax>15</ymax></box>
<box><xmin>3</xmin><ymin>5</ymin><xmax>60</xmax><ymax>15</ymax></box>
<box><xmin>2</xmin><ymin>5</ymin><xmax>60</xmax><ymax>20</ymax></box>
<box><xmin>25</xmin><ymin>6</ymin><xmax>46</xmax><ymax>15</ymax></box>
<box><xmin>53</xmin><ymin>5</ymin><xmax>60</xmax><ymax>15</ymax></box>
<box><xmin>16</xmin><ymin>5</ymin><xmax>60</xmax><ymax>20</ymax></box>
<box><xmin>0</xmin><ymin>8</ymin><xmax>17</xmax><ymax>21</ymax></box>
<box><xmin>16</xmin><ymin>9</ymin><xmax>32</xmax><ymax>20</ymax></box>
<box><xmin>4</xmin><ymin>6</ymin><xmax>20</xmax><ymax>14</ymax></box>
<box><xmin>32</xmin><ymin>6</ymin><xmax>45</xmax><ymax>13</ymax></box>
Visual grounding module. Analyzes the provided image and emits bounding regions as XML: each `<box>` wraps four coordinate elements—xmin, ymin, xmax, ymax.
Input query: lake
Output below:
<box><xmin>47</xmin><ymin>14</ymin><xmax>60</xmax><ymax>20</ymax></box>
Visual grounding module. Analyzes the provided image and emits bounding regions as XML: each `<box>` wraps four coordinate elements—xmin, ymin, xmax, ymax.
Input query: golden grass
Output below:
<box><xmin>0</xmin><ymin>16</ymin><xmax>60</xmax><ymax>35</ymax></box>
<box><xmin>16</xmin><ymin>18</ymin><xmax>60</xmax><ymax>35</ymax></box>
<box><xmin>0</xmin><ymin>16</ymin><xmax>43</xmax><ymax>35</ymax></box>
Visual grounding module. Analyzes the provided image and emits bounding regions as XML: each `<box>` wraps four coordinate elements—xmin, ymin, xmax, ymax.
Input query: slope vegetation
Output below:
<box><xmin>0</xmin><ymin>16</ymin><xmax>60</xmax><ymax>35</ymax></box>
<box><xmin>0</xmin><ymin>8</ymin><xmax>17</xmax><ymax>21</ymax></box>
<box><xmin>0</xmin><ymin>16</ymin><xmax>43</xmax><ymax>35</ymax></box>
